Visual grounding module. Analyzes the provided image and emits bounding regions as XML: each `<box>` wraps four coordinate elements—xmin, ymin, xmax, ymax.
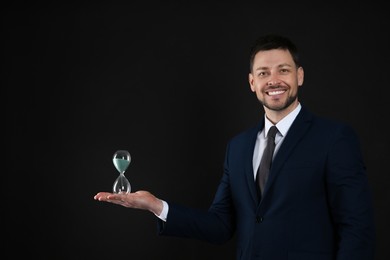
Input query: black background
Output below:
<box><xmin>4</xmin><ymin>2</ymin><xmax>389</xmax><ymax>259</ymax></box>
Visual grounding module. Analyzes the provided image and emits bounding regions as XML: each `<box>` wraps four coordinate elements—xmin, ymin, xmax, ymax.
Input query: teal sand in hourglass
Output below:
<box><xmin>112</xmin><ymin>150</ymin><xmax>131</xmax><ymax>193</ymax></box>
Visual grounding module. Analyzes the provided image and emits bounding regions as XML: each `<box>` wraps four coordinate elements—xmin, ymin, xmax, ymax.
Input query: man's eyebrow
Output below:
<box><xmin>254</xmin><ymin>63</ymin><xmax>293</xmax><ymax>71</ymax></box>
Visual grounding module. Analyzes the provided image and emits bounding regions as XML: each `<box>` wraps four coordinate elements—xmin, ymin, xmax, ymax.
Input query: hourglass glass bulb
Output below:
<box><xmin>113</xmin><ymin>173</ymin><xmax>131</xmax><ymax>194</ymax></box>
<box><xmin>113</xmin><ymin>150</ymin><xmax>131</xmax><ymax>173</ymax></box>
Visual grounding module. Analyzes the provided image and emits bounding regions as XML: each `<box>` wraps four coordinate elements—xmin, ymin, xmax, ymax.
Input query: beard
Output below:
<box><xmin>261</xmin><ymin>93</ymin><xmax>298</xmax><ymax>112</ymax></box>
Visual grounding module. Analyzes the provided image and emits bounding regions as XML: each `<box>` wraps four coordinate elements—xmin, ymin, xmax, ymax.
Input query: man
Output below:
<box><xmin>94</xmin><ymin>34</ymin><xmax>375</xmax><ymax>260</ymax></box>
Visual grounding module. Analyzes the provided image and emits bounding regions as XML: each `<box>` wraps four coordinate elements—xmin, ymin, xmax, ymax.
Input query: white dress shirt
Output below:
<box><xmin>252</xmin><ymin>103</ymin><xmax>301</xmax><ymax>179</ymax></box>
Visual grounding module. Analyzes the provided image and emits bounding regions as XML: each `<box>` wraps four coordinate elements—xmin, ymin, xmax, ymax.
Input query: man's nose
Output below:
<box><xmin>266</xmin><ymin>78</ymin><xmax>281</xmax><ymax>86</ymax></box>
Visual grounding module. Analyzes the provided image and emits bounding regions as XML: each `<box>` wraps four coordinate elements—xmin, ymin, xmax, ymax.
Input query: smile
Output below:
<box><xmin>267</xmin><ymin>90</ymin><xmax>285</xmax><ymax>96</ymax></box>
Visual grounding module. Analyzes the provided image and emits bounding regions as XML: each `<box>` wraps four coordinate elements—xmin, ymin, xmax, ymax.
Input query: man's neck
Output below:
<box><xmin>264</xmin><ymin>100</ymin><xmax>300</xmax><ymax>124</ymax></box>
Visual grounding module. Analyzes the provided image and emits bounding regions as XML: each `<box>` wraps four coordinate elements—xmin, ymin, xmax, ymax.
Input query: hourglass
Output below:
<box><xmin>112</xmin><ymin>150</ymin><xmax>131</xmax><ymax>193</ymax></box>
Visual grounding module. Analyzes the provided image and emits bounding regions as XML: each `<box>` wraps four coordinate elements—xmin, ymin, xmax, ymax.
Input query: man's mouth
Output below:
<box><xmin>267</xmin><ymin>90</ymin><xmax>286</xmax><ymax>96</ymax></box>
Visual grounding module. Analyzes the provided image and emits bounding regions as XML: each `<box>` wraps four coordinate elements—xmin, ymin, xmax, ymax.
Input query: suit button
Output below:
<box><xmin>256</xmin><ymin>216</ymin><xmax>263</xmax><ymax>223</ymax></box>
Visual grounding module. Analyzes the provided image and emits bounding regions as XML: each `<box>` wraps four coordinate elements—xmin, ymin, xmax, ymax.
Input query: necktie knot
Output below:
<box><xmin>267</xmin><ymin>125</ymin><xmax>278</xmax><ymax>140</ymax></box>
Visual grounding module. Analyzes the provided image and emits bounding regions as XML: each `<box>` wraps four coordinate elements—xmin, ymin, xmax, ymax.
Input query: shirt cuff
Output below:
<box><xmin>155</xmin><ymin>200</ymin><xmax>168</xmax><ymax>222</ymax></box>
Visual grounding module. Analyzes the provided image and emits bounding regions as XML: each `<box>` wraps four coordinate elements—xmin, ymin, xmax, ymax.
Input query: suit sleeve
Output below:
<box><xmin>326</xmin><ymin>124</ymin><xmax>376</xmax><ymax>260</ymax></box>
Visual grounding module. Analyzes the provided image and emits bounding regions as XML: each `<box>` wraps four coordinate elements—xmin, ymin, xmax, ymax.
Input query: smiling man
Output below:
<box><xmin>95</xmin><ymin>34</ymin><xmax>376</xmax><ymax>260</ymax></box>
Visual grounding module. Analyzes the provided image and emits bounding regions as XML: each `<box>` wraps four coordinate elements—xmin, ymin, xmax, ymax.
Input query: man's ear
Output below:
<box><xmin>249</xmin><ymin>73</ymin><xmax>255</xmax><ymax>92</ymax></box>
<box><xmin>298</xmin><ymin>67</ymin><xmax>304</xmax><ymax>86</ymax></box>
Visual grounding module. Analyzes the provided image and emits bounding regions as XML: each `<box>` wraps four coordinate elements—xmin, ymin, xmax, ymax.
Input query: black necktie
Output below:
<box><xmin>256</xmin><ymin>125</ymin><xmax>278</xmax><ymax>197</ymax></box>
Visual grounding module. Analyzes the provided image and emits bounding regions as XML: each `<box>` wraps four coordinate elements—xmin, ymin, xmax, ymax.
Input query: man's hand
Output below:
<box><xmin>94</xmin><ymin>190</ymin><xmax>163</xmax><ymax>216</ymax></box>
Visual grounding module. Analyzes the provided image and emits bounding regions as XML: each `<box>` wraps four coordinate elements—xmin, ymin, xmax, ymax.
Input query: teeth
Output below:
<box><xmin>268</xmin><ymin>90</ymin><xmax>284</xmax><ymax>95</ymax></box>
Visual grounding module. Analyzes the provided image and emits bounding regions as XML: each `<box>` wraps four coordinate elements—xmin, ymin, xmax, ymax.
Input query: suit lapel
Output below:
<box><xmin>261</xmin><ymin>107</ymin><xmax>313</xmax><ymax>199</ymax></box>
<box><xmin>245</xmin><ymin>121</ymin><xmax>264</xmax><ymax>205</ymax></box>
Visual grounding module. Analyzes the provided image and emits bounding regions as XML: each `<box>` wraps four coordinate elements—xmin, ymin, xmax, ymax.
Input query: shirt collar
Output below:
<box><xmin>264</xmin><ymin>103</ymin><xmax>302</xmax><ymax>137</ymax></box>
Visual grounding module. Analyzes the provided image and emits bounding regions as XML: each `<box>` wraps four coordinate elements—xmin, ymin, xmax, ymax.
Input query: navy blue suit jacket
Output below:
<box><xmin>158</xmin><ymin>106</ymin><xmax>375</xmax><ymax>260</ymax></box>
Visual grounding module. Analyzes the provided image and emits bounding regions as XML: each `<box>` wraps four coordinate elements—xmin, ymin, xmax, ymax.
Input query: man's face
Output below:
<box><xmin>249</xmin><ymin>49</ymin><xmax>304</xmax><ymax>113</ymax></box>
